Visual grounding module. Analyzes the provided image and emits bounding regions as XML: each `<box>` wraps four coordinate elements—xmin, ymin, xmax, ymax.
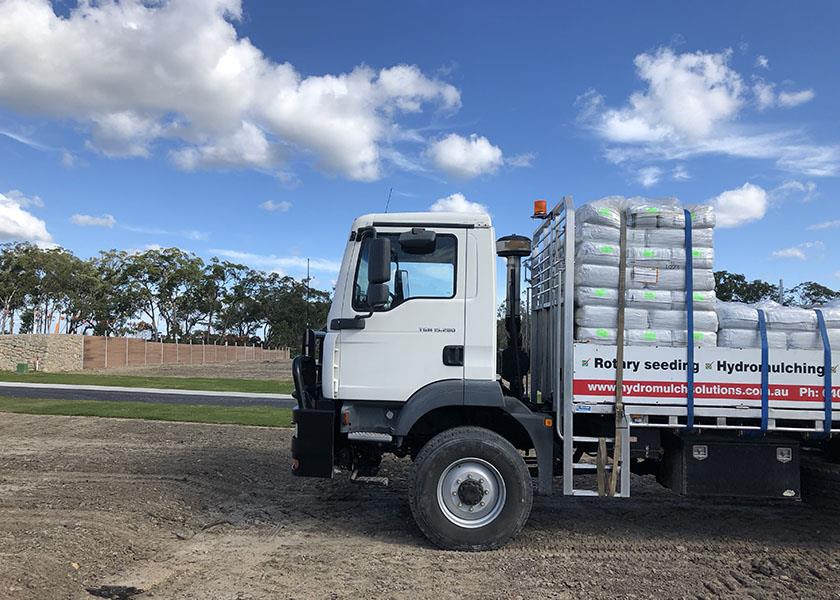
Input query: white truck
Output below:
<box><xmin>291</xmin><ymin>197</ymin><xmax>839</xmax><ymax>551</ymax></box>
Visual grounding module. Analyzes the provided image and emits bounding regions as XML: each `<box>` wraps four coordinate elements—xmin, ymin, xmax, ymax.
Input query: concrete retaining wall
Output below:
<box><xmin>0</xmin><ymin>334</ymin><xmax>85</xmax><ymax>372</ymax></box>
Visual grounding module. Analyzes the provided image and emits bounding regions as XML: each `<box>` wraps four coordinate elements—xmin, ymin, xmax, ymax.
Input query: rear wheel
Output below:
<box><xmin>409</xmin><ymin>426</ymin><xmax>533</xmax><ymax>551</ymax></box>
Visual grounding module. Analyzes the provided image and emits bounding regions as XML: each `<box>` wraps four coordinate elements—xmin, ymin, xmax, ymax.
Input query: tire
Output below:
<box><xmin>409</xmin><ymin>426</ymin><xmax>533</xmax><ymax>551</ymax></box>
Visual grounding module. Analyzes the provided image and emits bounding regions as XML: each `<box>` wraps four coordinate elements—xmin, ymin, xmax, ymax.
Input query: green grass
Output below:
<box><xmin>0</xmin><ymin>396</ymin><xmax>293</xmax><ymax>427</ymax></box>
<box><xmin>0</xmin><ymin>370</ymin><xmax>293</xmax><ymax>394</ymax></box>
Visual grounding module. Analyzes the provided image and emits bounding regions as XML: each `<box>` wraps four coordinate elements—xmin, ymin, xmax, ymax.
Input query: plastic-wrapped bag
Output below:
<box><xmin>816</xmin><ymin>301</ymin><xmax>840</xmax><ymax>328</ymax></box>
<box><xmin>761</xmin><ymin>303</ymin><xmax>818</xmax><ymax>331</ymax></box>
<box><xmin>626</xmin><ymin>289</ymin><xmax>673</xmax><ymax>310</ymax></box>
<box><xmin>576</xmin><ymin>327</ymin><xmax>673</xmax><ymax>346</ymax></box>
<box><xmin>576</xmin><ymin>197</ymin><xmax>625</xmax><ymax>229</ymax></box>
<box><xmin>575</xmin><ymin>241</ymin><xmax>621</xmax><ymax>266</ymax></box>
<box><xmin>575</xmin><ymin>287</ymin><xmax>618</xmax><ymax>307</ymax></box>
<box><xmin>626</xmin><ymin>245</ymin><xmax>673</xmax><ymax>268</ymax></box>
<box><xmin>788</xmin><ymin>330</ymin><xmax>840</xmax><ymax>350</ymax></box>
<box><xmin>627</xmin><ymin>267</ymin><xmax>715</xmax><ymax>291</ymax></box>
<box><xmin>575</xmin><ymin>222</ymin><xmax>620</xmax><ymax>244</ymax></box>
<box><xmin>716</xmin><ymin>302</ymin><xmax>759</xmax><ymax>330</ymax></box>
<box><xmin>673</xmin><ymin>330</ymin><xmax>718</xmax><ymax>347</ymax></box>
<box><xmin>718</xmin><ymin>328</ymin><xmax>788</xmax><ymax>349</ymax></box>
<box><xmin>575</xmin><ymin>264</ymin><xmax>619</xmax><ymax>288</ymax></box>
<box><xmin>645</xmin><ymin>228</ymin><xmax>714</xmax><ymax>248</ymax></box>
<box><xmin>574</xmin><ymin>305</ymin><xmax>649</xmax><ymax>329</ymax></box>
<box><xmin>671</xmin><ymin>247</ymin><xmax>714</xmax><ymax>270</ymax></box>
<box><xmin>648</xmin><ymin>309</ymin><xmax>719</xmax><ymax>331</ymax></box>
<box><xmin>686</xmin><ymin>204</ymin><xmax>716</xmax><ymax>229</ymax></box>
<box><xmin>672</xmin><ymin>290</ymin><xmax>717</xmax><ymax>311</ymax></box>
<box><xmin>626</xmin><ymin>198</ymin><xmax>682</xmax><ymax>229</ymax></box>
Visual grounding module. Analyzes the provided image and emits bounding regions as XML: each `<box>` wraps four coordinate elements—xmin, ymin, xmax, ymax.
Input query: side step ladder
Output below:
<box><xmin>563</xmin><ymin>408</ymin><xmax>631</xmax><ymax>497</ymax></box>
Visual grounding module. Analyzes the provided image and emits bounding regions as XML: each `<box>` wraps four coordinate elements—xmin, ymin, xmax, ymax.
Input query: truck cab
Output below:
<box><xmin>292</xmin><ymin>210</ymin><xmax>553</xmax><ymax>550</ymax></box>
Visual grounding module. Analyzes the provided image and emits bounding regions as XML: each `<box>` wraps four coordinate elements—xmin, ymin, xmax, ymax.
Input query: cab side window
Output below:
<box><xmin>352</xmin><ymin>232</ymin><xmax>457</xmax><ymax>311</ymax></box>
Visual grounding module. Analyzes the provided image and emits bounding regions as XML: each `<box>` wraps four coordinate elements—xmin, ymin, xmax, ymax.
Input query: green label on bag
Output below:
<box><xmin>644</xmin><ymin>331</ymin><xmax>657</xmax><ymax>341</ymax></box>
<box><xmin>693</xmin><ymin>292</ymin><xmax>705</xmax><ymax>301</ymax></box>
<box><xmin>694</xmin><ymin>332</ymin><xmax>705</xmax><ymax>341</ymax></box>
<box><xmin>644</xmin><ymin>291</ymin><xmax>656</xmax><ymax>300</ymax></box>
<box><xmin>594</xmin><ymin>288</ymin><xmax>607</xmax><ymax>297</ymax></box>
<box><xmin>643</xmin><ymin>249</ymin><xmax>655</xmax><ymax>258</ymax></box>
<box><xmin>692</xmin><ymin>249</ymin><xmax>702</xmax><ymax>258</ymax></box>
<box><xmin>598</xmin><ymin>208</ymin><xmax>613</xmax><ymax>217</ymax></box>
<box><xmin>646</xmin><ymin>207</ymin><xmax>659</xmax><ymax>213</ymax></box>
<box><xmin>600</xmin><ymin>245</ymin><xmax>615</xmax><ymax>254</ymax></box>
<box><xmin>596</xmin><ymin>328</ymin><xmax>610</xmax><ymax>338</ymax></box>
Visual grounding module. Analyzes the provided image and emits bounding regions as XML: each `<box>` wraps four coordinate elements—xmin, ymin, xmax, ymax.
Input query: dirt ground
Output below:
<box><xmin>1</xmin><ymin>414</ymin><xmax>839</xmax><ymax>600</ymax></box>
<box><xmin>88</xmin><ymin>359</ymin><xmax>292</xmax><ymax>380</ymax></box>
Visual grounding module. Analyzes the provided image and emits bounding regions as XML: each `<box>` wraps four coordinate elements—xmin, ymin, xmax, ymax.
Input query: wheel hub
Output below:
<box><xmin>437</xmin><ymin>458</ymin><xmax>506</xmax><ymax>529</ymax></box>
<box><xmin>456</xmin><ymin>479</ymin><xmax>484</xmax><ymax>506</ymax></box>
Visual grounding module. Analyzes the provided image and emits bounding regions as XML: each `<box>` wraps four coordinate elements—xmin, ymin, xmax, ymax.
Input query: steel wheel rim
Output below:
<box><xmin>436</xmin><ymin>457</ymin><xmax>506</xmax><ymax>529</ymax></box>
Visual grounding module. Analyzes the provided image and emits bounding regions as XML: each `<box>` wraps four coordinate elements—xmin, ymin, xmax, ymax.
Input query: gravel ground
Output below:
<box><xmin>1</xmin><ymin>413</ymin><xmax>839</xmax><ymax>600</ymax></box>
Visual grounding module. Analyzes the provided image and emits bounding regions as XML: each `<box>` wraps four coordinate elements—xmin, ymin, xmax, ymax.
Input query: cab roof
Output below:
<box><xmin>351</xmin><ymin>211</ymin><xmax>492</xmax><ymax>230</ymax></box>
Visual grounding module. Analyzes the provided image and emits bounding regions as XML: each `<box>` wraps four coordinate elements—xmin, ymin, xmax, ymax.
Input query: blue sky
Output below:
<box><xmin>1</xmin><ymin>0</ymin><xmax>838</xmax><ymax>292</ymax></box>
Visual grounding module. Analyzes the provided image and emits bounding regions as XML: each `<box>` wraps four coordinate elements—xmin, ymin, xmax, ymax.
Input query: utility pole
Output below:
<box><xmin>778</xmin><ymin>278</ymin><xmax>785</xmax><ymax>304</ymax></box>
<box><xmin>305</xmin><ymin>258</ymin><xmax>310</xmax><ymax>328</ymax></box>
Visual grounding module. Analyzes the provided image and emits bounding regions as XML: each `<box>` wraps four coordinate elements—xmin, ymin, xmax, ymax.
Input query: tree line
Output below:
<box><xmin>713</xmin><ymin>271</ymin><xmax>839</xmax><ymax>307</ymax></box>
<box><xmin>0</xmin><ymin>243</ymin><xmax>331</xmax><ymax>348</ymax></box>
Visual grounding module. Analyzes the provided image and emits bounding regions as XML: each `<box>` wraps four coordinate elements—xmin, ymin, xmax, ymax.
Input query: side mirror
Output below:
<box><xmin>366</xmin><ymin>282</ymin><xmax>390</xmax><ymax>309</ymax></box>
<box><xmin>367</xmin><ymin>237</ymin><xmax>391</xmax><ymax>284</ymax></box>
<box><xmin>399</xmin><ymin>228</ymin><xmax>436</xmax><ymax>254</ymax></box>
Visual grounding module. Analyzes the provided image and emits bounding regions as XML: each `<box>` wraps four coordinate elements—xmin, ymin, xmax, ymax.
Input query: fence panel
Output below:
<box><xmin>81</xmin><ymin>336</ymin><xmax>289</xmax><ymax>370</ymax></box>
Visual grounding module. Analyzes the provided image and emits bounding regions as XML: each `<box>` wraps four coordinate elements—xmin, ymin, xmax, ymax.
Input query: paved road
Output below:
<box><xmin>0</xmin><ymin>381</ymin><xmax>296</xmax><ymax>408</ymax></box>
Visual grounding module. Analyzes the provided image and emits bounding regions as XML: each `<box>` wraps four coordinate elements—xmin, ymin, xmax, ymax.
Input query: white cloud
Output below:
<box><xmin>0</xmin><ymin>191</ymin><xmax>53</xmax><ymax>244</ymax></box>
<box><xmin>808</xmin><ymin>219</ymin><xmax>840</xmax><ymax>231</ymax></box>
<box><xmin>580</xmin><ymin>47</ymin><xmax>838</xmax><ymax>177</ymax></box>
<box><xmin>672</xmin><ymin>164</ymin><xmax>691</xmax><ymax>181</ymax></box>
<box><xmin>753</xmin><ymin>80</ymin><xmax>776</xmax><ymax>110</ymax></box>
<box><xmin>506</xmin><ymin>152</ymin><xmax>536</xmax><ymax>168</ymax></box>
<box><xmin>636</xmin><ymin>166</ymin><xmax>662</xmax><ymax>187</ymax></box>
<box><xmin>71</xmin><ymin>213</ymin><xmax>116</xmax><ymax>228</ymax></box>
<box><xmin>429</xmin><ymin>193</ymin><xmax>488</xmax><ymax>214</ymax></box>
<box><xmin>427</xmin><ymin>134</ymin><xmax>504</xmax><ymax>180</ymax></box>
<box><xmin>756</xmin><ymin>55</ymin><xmax>770</xmax><ymax>69</ymax></box>
<box><xmin>772</xmin><ymin>241</ymin><xmax>824</xmax><ymax>260</ymax></box>
<box><xmin>772</xmin><ymin>179</ymin><xmax>818</xmax><ymax>203</ymax></box>
<box><xmin>778</xmin><ymin>89</ymin><xmax>815</xmax><ymax>107</ymax></box>
<box><xmin>3</xmin><ymin>189</ymin><xmax>43</xmax><ymax>208</ymax></box>
<box><xmin>123</xmin><ymin>225</ymin><xmax>208</xmax><ymax>240</ymax></box>
<box><xmin>210</xmin><ymin>248</ymin><xmax>340</xmax><ymax>274</ymax></box>
<box><xmin>260</xmin><ymin>200</ymin><xmax>292</xmax><ymax>212</ymax></box>
<box><xmin>0</xmin><ymin>1</ymin><xmax>462</xmax><ymax>181</ymax></box>
<box><xmin>709</xmin><ymin>182</ymin><xmax>768</xmax><ymax>228</ymax></box>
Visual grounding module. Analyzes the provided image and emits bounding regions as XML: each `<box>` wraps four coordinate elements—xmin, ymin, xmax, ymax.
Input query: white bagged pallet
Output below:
<box><xmin>788</xmin><ymin>330</ymin><xmax>840</xmax><ymax>350</ymax></box>
<box><xmin>718</xmin><ymin>328</ymin><xmax>788</xmax><ymax>349</ymax></box>
<box><xmin>575</xmin><ymin>264</ymin><xmax>619</xmax><ymax>288</ymax></box>
<box><xmin>648</xmin><ymin>309</ymin><xmax>719</xmax><ymax>331</ymax></box>
<box><xmin>574</xmin><ymin>306</ymin><xmax>649</xmax><ymax>329</ymax></box>
<box><xmin>575</xmin><ymin>241</ymin><xmax>621</xmax><ymax>266</ymax></box>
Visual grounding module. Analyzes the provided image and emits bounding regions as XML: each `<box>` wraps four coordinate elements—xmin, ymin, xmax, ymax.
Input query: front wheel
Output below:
<box><xmin>409</xmin><ymin>426</ymin><xmax>533</xmax><ymax>551</ymax></box>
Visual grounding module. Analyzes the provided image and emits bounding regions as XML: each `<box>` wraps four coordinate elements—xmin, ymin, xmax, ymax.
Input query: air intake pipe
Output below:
<box><xmin>496</xmin><ymin>235</ymin><xmax>531</xmax><ymax>399</ymax></box>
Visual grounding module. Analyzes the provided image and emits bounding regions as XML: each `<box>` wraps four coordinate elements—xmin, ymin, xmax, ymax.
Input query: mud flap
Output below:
<box><xmin>291</xmin><ymin>406</ymin><xmax>335</xmax><ymax>478</ymax></box>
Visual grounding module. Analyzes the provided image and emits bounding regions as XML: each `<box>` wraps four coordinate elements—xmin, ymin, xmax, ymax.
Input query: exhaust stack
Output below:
<box><xmin>496</xmin><ymin>235</ymin><xmax>531</xmax><ymax>399</ymax></box>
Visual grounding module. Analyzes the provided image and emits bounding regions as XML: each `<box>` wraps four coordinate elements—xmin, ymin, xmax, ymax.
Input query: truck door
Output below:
<box><xmin>338</xmin><ymin>226</ymin><xmax>467</xmax><ymax>402</ymax></box>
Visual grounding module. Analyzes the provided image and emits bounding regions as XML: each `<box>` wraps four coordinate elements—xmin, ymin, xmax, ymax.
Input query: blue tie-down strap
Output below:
<box><xmin>815</xmin><ymin>309</ymin><xmax>833</xmax><ymax>436</ymax></box>
<box><xmin>683</xmin><ymin>209</ymin><xmax>695</xmax><ymax>431</ymax></box>
<box><xmin>758</xmin><ymin>310</ymin><xmax>770</xmax><ymax>432</ymax></box>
